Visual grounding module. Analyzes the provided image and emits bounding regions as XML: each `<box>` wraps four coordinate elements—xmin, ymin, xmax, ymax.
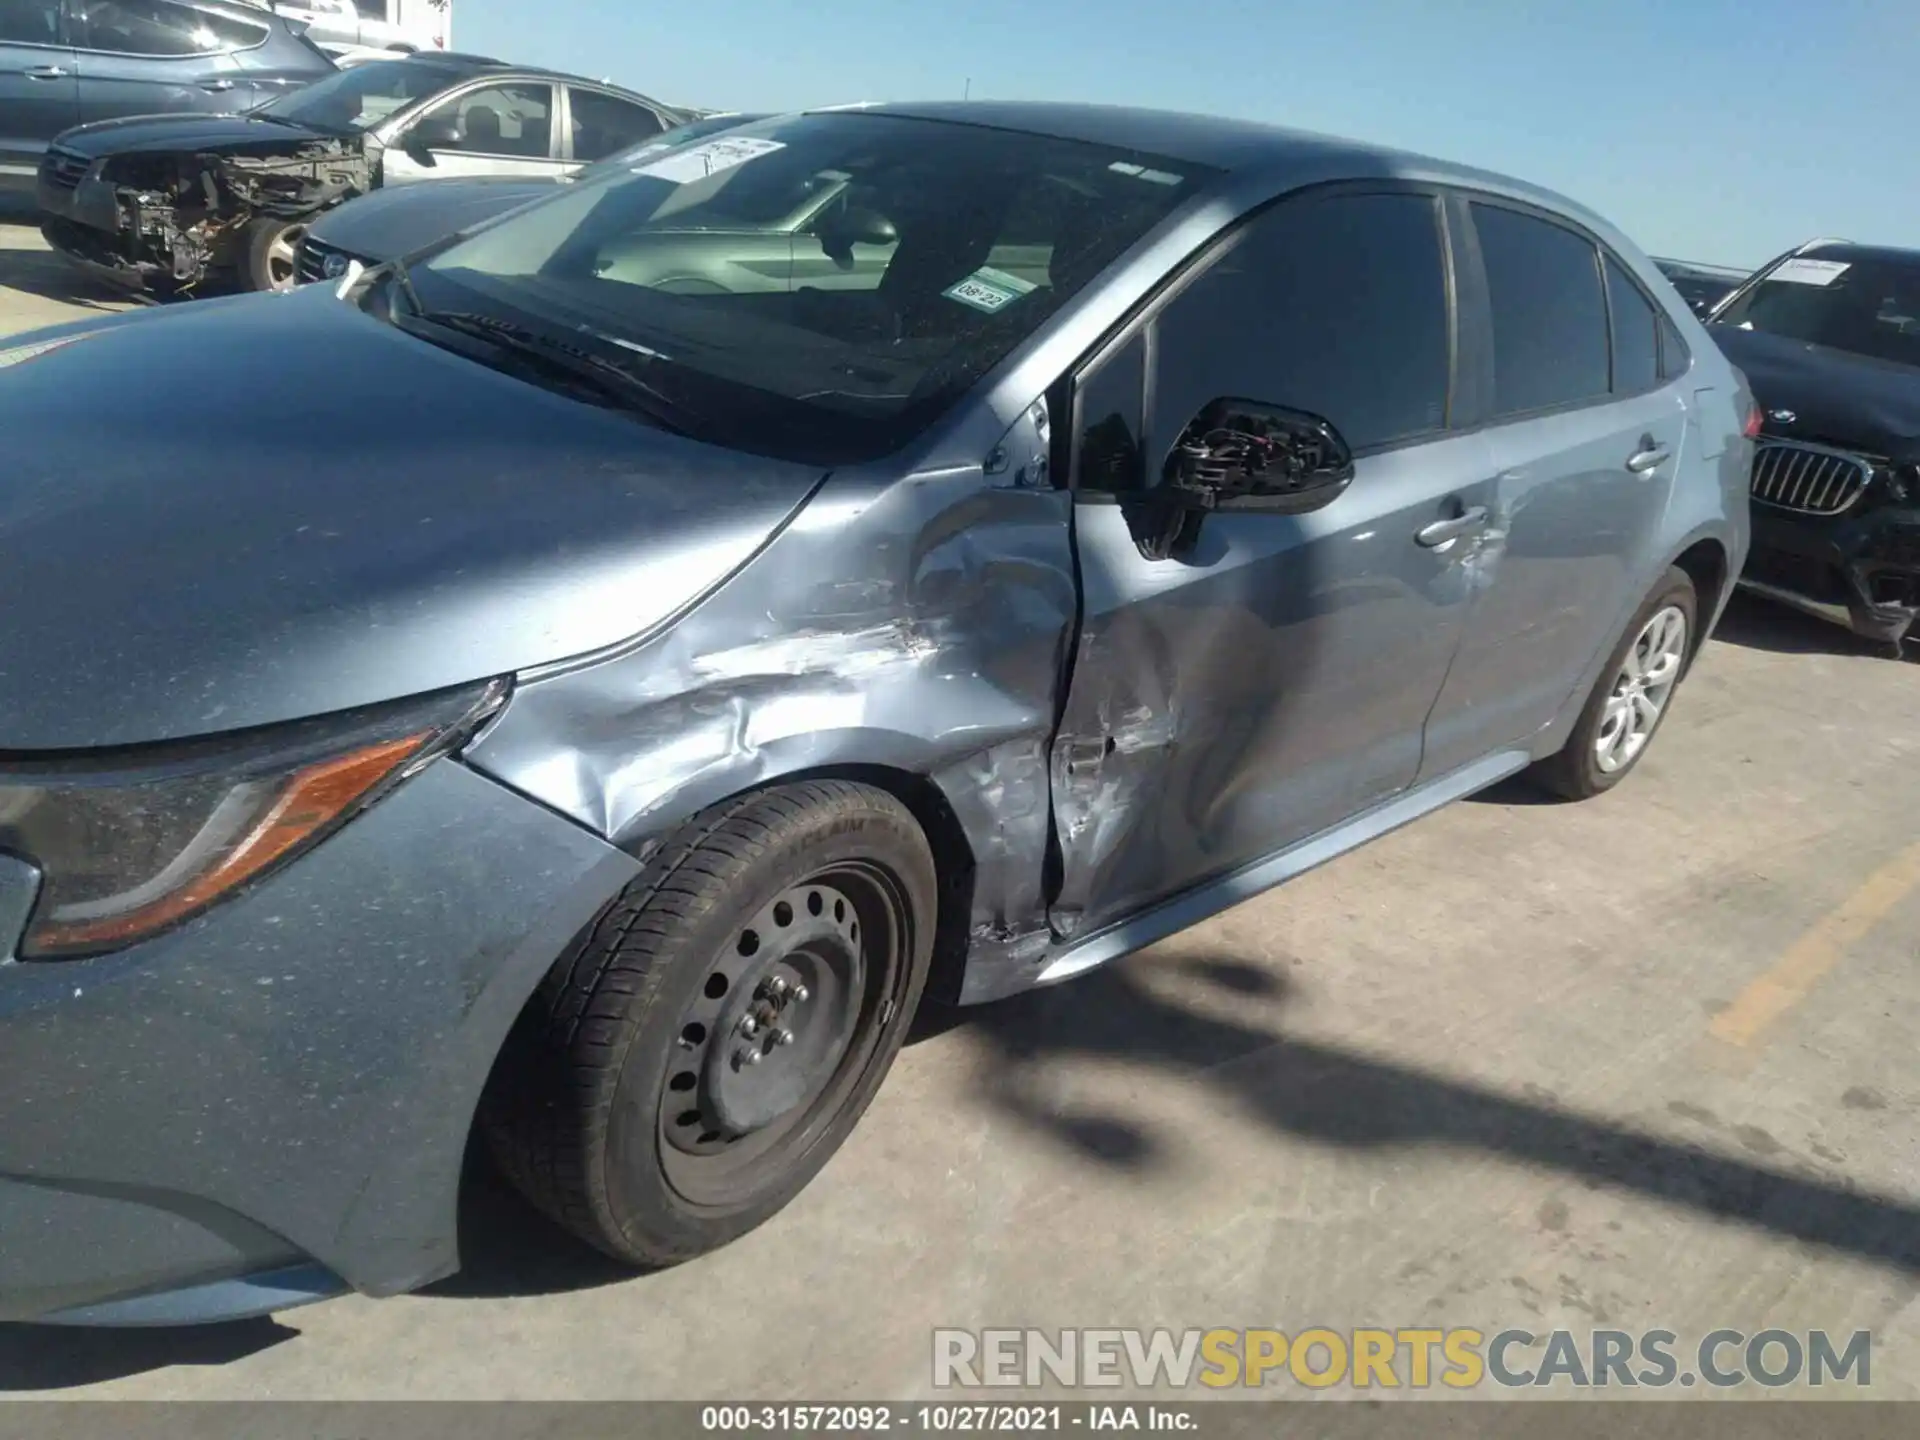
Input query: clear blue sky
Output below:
<box><xmin>462</xmin><ymin>0</ymin><xmax>1916</xmax><ymax>270</ymax></box>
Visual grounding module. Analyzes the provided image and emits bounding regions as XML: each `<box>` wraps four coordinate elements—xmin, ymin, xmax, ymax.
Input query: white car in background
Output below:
<box><xmin>247</xmin><ymin>0</ymin><xmax>451</xmax><ymax>55</ymax></box>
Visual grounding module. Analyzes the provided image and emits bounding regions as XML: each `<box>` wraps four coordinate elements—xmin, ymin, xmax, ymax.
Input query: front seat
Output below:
<box><xmin>463</xmin><ymin>105</ymin><xmax>504</xmax><ymax>152</ymax></box>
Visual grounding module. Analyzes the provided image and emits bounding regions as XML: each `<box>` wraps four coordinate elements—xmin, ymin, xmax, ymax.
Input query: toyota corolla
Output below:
<box><xmin>0</xmin><ymin>103</ymin><xmax>1750</xmax><ymax>1326</ymax></box>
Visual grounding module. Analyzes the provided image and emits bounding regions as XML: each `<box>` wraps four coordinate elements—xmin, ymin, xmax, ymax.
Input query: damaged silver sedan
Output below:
<box><xmin>35</xmin><ymin>53</ymin><xmax>686</xmax><ymax>293</ymax></box>
<box><xmin>0</xmin><ymin>102</ymin><xmax>1750</xmax><ymax>1325</ymax></box>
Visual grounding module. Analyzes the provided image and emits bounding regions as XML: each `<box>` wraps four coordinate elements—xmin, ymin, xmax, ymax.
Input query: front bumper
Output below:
<box><xmin>37</xmin><ymin>152</ymin><xmax>115</xmax><ymax>236</ymax></box>
<box><xmin>37</xmin><ymin>150</ymin><xmax>206</xmax><ymax>292</ymax></box>
<box><xmin>0</xmin><ymin>757</ymin><xmax>637</xmax><ymax>1326</ymax></box>
<box><xmin>1739</xmin><ymin>502</ymin><xmax>1920</xmax><ymax>645</ymax></box>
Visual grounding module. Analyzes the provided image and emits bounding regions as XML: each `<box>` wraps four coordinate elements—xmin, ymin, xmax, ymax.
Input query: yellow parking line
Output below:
<box><xmin>1709</xmin><ymin>839</ymin><xmax>1920</xmax><ymax>1050</ymax></box>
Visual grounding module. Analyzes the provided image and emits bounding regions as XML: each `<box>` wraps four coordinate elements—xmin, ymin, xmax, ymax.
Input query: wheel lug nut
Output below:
<box><xmin>738</xmin><ymin>1016</ymin><xmax>760</xmax><ymax>1038</ymax></box>
<box><xmin>791</xmin><ymin>985</ymin><xmax>810</xmax><ymax>1004</ymax></box>
<box><xmin>773</xmin><ymin>1028</ymin><xmax>795</xmax><ymax>1047</ymax></box>
<box><xmin>737</xmin><ymin>1048</ymin><xmax>762</xmax><ymax>1067</ymax></box>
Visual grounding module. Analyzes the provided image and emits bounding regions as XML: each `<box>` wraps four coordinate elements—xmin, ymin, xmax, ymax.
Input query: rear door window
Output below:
<box><xmin>0</xmin><ymin>0</ymin><xmax>62</xmax><ymax>45</ymax></box>
<box><xmin>1605</xmin><ymin>255</ymin><xmax>1661</xmax><ymax>394</ymax></box>
<box><xmin>1472</xmin><ymin>201</ymin><xmax>1610</xmax><ymax>417</ymax></box>
<box><xmin>568</xmin><ymin>88</ymin><xmax>665</xmax><ymax>162</ymax></box>
<box><xmin>72</xmin><ymin>0</ymin><xmax>267</xmax><ymax>54</ymax></box>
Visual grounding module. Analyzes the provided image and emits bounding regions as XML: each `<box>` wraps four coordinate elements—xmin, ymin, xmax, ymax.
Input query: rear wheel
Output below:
<box><xmin>241</xmin><ymin>217</ymin><xmax>308</xmax><ymax>293</ymax></box>
<box><xmin>1531</xmin><ymin>566</ymin><xmax>1698</xmax><ymax>800</ymax></box>
<box><xmin>483</xmin><ymin>780</ymin><xmax>937</xmax><ymax>1266</ymax></box>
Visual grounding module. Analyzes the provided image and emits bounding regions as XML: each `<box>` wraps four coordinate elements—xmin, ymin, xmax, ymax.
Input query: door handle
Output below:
<box><xmin>25</xmin><ymin>65</ymin><xmax>70</xmax><ymax>80</ymax></box>
<box><xmin>1626</xmin><ymin>442</ymin><xmax>1671</xmax><ymax>474</ymax></box>
<box><xmin>199</xmin><ymin>78</ymin><xmax>237</xmax><ymax>92</ymax></box>
<box><xmin>1416</xmin><ymin>505</ymin><xmax>1489</xmax><ymax>548</ymax></box>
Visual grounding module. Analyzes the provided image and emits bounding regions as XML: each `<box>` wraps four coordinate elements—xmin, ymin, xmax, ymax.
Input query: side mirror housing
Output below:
<box><xmin>404</xmin><ymin>114</ymin><xmax>463</xmax><ymax>161</ymax></box>
<box><xmin>817</xmin><ymin>205</ymin><xmax>898</xmax><ymax>264</ymax></box>
<box><xmin>1133</xmin><ymin>399</ymin><xmax>1356</xmax><ymax>561</ymax></box>
<box><xmin>1165</xmin><ymin>399</ymin><xmax>1355</xmax><ymax>509</ymax></box>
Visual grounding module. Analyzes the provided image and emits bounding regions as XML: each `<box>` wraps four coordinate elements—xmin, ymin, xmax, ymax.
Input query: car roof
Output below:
<box><xmin>384</xmin><ymin>56</ymin><xmax>682</xmax><ymax>114</ymax></box>
<box><xmin>809</xmin><ymin>100</ymin><xmax>1609</xmax><ymax>227</ymax></box>
<box><xmin>1797</xmin><ymin>241</ymin><xmax>1920</xmax><ymax>267</ymax></box>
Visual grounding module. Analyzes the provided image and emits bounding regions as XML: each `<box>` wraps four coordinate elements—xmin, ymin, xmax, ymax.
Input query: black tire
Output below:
<box><xmin>241</xmin><ymin>216</ymin><xmax>308</xmax><ymax>293</ymax></box>
<box><xmin>482</xmin><ymin>780</ymin><xmax>937</xmax><ymax>1267</ymax></box>
<box><xmin>1530</xmin><ymin>566</ymin><xmax>1699</xmax><ymax>801</ymax></box>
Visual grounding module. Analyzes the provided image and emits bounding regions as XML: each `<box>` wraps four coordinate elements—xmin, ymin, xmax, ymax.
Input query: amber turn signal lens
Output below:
<box><xmin>23</xmin><ymin>731</ymin><xmax>428</xmax><ymax>955</ymax></box>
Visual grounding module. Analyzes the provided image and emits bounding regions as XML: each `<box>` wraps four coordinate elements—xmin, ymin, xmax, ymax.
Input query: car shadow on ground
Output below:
<box><xmin>1468</xmin><ymin>592</ymin><xmax>1910</xmax><ymax>810</ymax></box>
<box><xmin>1709</xmin><ymin>589</ymin><xmax>1908</xmax><ymax>660</ymax></box>
<box><xmin>953</xmin><ymin>952</ymin><xmax>1920</xmax><ymax>1273</ymax></box>
<box><xmin>0</xmin><ymin>1315</ymin><xmax>297</xmax><ymax>1391</ymax></box>
<box><xmin>0</xmin><ymin>236</ymin><xmax>139</xmax><ymax>316</ymax></box>
<box><xmin>5</xmin><ymin>945</ymin><xmax>1916</xmax><ymax>1390</ymax></box>
<box><xmin>422</xmin><ymin>1159</ymin><xmax>637</xmax><ymax>1301</ymax></box>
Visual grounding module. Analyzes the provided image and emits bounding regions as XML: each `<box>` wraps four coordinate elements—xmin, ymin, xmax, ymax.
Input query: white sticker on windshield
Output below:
<box><xmin>943</xmin><ymin>265</ymin><xmax>1039</xmax><ymax>315</ymax></box>
<box><xmin>1770</xmin><ymin>258</ymin><xmax>1851</xmax><ymax>287</ymax></box>
<box><xmin>632</xmin><ymin>136</ymin><xmax>786</xmax><ymax>184</ymax></box>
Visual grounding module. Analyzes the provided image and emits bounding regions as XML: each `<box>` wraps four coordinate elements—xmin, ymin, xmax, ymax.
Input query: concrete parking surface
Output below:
<box><xmin>2</xmin><ymin>215</ymin><xmax>1916</xmax><ymax>1402</ymax></box>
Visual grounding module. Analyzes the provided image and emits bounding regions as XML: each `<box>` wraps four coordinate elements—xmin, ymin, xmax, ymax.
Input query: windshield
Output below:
<box><xmin>254</xmin><ymin>59</ymin><xmax>468</xmax><ymax>132</ymax></box>
<box><xmin>408</xmin><ymin>111</ymin><xmax>1212</xmax><ymax>464</ymax></box>
<box><xmin>1714</xmin><ymin>254</ymin><xmax>1920</xmax><ymax>369</ymax></box>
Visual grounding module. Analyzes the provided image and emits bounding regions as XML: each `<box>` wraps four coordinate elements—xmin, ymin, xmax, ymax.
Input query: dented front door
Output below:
<box><xmin>1043</xmin><ymin>186</ymin><xmax>1491</xmax><ymax>944</ymax></box>
<box><xmin>1046</xmin><ymin>434</ymin><xmax>1493</xmax><ymax>943</ymax></box>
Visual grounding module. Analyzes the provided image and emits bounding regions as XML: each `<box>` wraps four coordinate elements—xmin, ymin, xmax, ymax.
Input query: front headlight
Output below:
<box><xmin>0</xmin><ymin>681</ymin><xmax>506</xmax><ymax>960</ymax></box>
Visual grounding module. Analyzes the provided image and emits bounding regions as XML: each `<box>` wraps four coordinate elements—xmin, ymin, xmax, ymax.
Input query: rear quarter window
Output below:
<box><xmin>1472</xmin><ymin>202</ymin><xmax>1610</xmax><ymax>417</ymax></box>
<box><xmin>1605</xmin><ymin>256</ymin><xmax>1661</xmax><ymax>394</ymax></box>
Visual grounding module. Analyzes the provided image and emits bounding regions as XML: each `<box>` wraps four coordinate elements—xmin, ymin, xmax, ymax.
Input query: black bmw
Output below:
<box><xmin>1710</xmin><ymin>240</ymin><xmax>1920</xmax><ymax>655</ymax></box>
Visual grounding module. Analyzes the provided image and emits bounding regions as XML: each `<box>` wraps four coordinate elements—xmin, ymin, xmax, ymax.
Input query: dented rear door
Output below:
<box><xmin>1045</xmin><ymin>188</ymin><xmax>1487</xmax><ymax>943</ymax></box>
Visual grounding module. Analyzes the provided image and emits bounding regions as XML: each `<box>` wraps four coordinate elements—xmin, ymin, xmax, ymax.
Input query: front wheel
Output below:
<box><xmin>241</xmin><ymin>216</ymin><xmax>308</xmax><ymax>293</ymax></box>
<box><xmin>1530</xmin><ymin>566</ymin><xmax>1699</xmax><ymax>800</ymax></box>
<box><xmin>483</xmin><ymin>780</ymin><xmax>937</xmax><ymax>1267</ymax></box>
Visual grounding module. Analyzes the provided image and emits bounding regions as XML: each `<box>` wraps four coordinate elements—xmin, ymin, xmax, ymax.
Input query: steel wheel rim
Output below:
<box><xmin>655</xmin><ymin>860</ymin><xmax>911</xmax><ymax>1209</ymax></box>
<box><xmin>1596</xmin><ymin>603</ymin><xmax>1687</xmax><ymax>774</ymax></box>
<box><xmin>266</xmin><ymin>225</ymin><xmax>307</xmax><ymax>292</ymax></box>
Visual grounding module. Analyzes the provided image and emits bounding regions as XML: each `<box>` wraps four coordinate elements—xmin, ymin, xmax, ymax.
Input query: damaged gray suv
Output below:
<box><xmin>0</xmin><ymin>103</ymin><xmax>1752</xmax><ymax>1326</ymax></box>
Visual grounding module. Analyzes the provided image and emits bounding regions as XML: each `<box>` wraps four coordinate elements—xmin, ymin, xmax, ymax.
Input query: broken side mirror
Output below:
<box><xmin>1135</xmin><ymin>398</ymin><xmax>1357</xmax><ymax>560</ymax></box>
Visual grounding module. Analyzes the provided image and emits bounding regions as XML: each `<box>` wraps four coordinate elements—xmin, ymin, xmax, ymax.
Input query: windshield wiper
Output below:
<box><xmin>399</xmin><ymin>305</ymin><xmax>696</xmax><ymax>436</ymax></box>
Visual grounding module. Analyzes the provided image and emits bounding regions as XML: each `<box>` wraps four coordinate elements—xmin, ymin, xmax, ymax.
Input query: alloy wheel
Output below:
<box><xmin>1595</xmin><ymin>603</ymin><xmax>1688</xmax><ymax>774</ymax></box>
<box><xmin>266</xmin><ymin>224</ymin><xmax>308</xmax><ymax>293</ymax></box>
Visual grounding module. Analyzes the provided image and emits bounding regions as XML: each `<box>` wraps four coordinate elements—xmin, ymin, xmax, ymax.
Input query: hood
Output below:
<box><xmin>52</xmin><ymin>112</ymin><xmax>342</xmax><ymax>158</ymax></box>
<box><xmin>308</xmin><ymin>178</ymin><xmax>562</xmax><ymax>264</ymax></box>
<box><xmin>0</xmin><ymin>292</ymin><xmax>827</xmax><ymax>750</ymax></box>
<box><xmin>1709</xmin><ymin>323</ymin><xmax>1920</xmax><ymax>464</ymax></box>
